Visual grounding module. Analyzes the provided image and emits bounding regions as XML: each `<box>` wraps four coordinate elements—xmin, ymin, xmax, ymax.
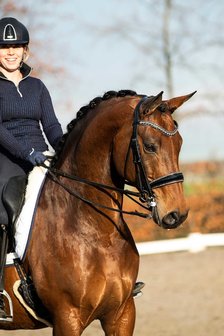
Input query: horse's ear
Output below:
<box><xmin>139</xmin><ymin>91</ymin><xmax>163</xmax><ymax>117</ymax></box>
<box><xmin>165</xmin><ymin>91</ymin><xmax>197</xmax><ymax>113</ymax></box>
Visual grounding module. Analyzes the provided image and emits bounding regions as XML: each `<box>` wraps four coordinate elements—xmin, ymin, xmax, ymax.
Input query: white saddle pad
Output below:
<box><xmin>6</xmin><ymin>153</ymin><xmax>53</xmax><ymax>265</ymax></box>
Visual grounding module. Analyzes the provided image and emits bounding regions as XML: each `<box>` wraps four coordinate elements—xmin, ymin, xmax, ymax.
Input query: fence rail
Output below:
<box><xmin>136</xmin><ymin>232</ymin><xmax>224</xmax><ymax>255</ymax></box>
<box><xmin>7</xmin><ymin>233</ymin><xmax>224</xmax><ymax>264</ymax></box>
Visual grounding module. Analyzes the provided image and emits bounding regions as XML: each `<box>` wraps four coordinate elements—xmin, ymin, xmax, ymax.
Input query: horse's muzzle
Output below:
<box><xmin>162</xmin><ymin>211</ymin><xmax>188</xmax><ymax>229</ymax></box>
<box><xmin>159</xmin><ymin>210</ymin><xmax>189</xmax><ymax>229</ymax></box>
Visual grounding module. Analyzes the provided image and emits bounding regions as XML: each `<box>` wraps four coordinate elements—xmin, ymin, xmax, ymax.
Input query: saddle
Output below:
<box><xmin>2</xmin><ymin>175</ymin><xmax>51</xmax><ymax>323</ymax></box>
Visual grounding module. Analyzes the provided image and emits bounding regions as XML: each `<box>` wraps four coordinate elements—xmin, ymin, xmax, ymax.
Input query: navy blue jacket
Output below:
<box><xmin>0</xmin><ymin>63</ymin><xmax>63</xmax><ymax>160</ymax></box>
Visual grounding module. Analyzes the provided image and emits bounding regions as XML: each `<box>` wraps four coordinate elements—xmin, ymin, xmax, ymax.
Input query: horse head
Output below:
<box><xmin>113</xmin><ymin>91</ymin><xmax>196</xmax><ymax>229</ymax></box>
<box><xmin>52</xmin><ymin>90</ymin><xmax>196</xmax><ymax>230</ymax></box>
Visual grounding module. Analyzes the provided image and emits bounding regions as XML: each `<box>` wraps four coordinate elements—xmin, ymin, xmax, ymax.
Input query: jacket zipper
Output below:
<box><xmin>0</xmin><ymin>66</ymin><xmax>32</xmax><ymax>98</ymax></box>
<box><xmin>16</xmin><ymin>70</ymin><xmax>31</xmax><ymax>97</ymax></box>
<box><xmin>16</xmin><ymin>85</ymin><xmax>23</xmax><ymax>97</ymax></box>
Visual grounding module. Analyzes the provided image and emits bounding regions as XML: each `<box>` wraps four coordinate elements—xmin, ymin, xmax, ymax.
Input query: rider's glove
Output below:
<box><xmin>26</xmin><ymin>148</ymin><xmax>47</xmax><ymax>166</ymax></box>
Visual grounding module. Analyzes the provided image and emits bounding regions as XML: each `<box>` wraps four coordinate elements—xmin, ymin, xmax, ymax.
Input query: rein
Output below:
<box><xmin>43</xmin><ymin>95</ymin><xmax>184</xmax><ymax>220</ymax></box>
<box><xmin>44</xmin><ymin>165</ymin><xmax>153</xmax><ymax>218</ymax></box>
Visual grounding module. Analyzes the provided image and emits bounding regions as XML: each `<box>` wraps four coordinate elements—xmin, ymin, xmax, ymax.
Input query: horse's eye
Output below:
<box><xmin>143</xmin><ymin>143</ymin><xmax>157</xmax><ymax>153</ymax></box>
<box><xmin>158</xmin><ymin>104</ymin><xmax>167</xmax><ymax>112</ymax></box>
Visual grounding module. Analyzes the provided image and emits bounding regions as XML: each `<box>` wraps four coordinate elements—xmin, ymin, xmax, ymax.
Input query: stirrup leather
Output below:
<box><xmin>0</xmin><ymin>290</ymin><xmax>13</xmax><ymax>322</ymax></box>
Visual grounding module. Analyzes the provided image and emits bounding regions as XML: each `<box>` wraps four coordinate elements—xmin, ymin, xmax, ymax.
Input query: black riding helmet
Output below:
<box><xmin>0</xmin><ymin>17</ymin><xmax>29</xmax><ymax>45</ymax></box>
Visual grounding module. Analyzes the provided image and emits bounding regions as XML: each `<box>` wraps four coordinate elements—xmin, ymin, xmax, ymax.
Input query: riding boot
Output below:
<box><xmin>0</xmin><ymin>224</ymin><xmax>13</xmax><ymax>321</ymax></box>
<box><xmin>133</xmin><ymin>281</ymin><xmax>145</xmax><ymax>298</ymax></box>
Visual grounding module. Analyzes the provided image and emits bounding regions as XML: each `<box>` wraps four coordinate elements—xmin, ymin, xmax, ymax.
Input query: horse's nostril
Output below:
<box><xmin>162</xmin><ymin>211</ymin><xmax>181</xmax><ymax>228</ymax></box>
<box><xmin>162</xmin><ymin>210</ymin><xmax>188</xmax><ymax>229</ymax></box>
<box><xmin>171</xmin><ymin>211</ymin><xmax>179</xmax><ymax>222</ymax></box>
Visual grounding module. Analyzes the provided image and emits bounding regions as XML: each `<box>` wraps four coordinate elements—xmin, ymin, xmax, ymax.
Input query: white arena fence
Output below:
<box><xmin>6</xmin><ymin>233</ymin><xmax>224</xmax><ymax>265</ymax></box>
<box><xmin>136</xmin><ymin>232</ymin><xmax>224</xmax><ymax>255</ymax></box>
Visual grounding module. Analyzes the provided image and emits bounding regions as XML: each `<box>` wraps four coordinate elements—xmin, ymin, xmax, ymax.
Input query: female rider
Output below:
<box><xmin>0</xmin><ymin>17</ymin><xmax>63</xmax><ymax>320</ymax></box>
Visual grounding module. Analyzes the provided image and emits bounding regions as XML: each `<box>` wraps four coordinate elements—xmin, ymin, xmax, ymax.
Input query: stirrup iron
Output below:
<box><xmin>0</xmin><ymin>290</ymin><xmax>13</xmax><ymax>322</ymax></box>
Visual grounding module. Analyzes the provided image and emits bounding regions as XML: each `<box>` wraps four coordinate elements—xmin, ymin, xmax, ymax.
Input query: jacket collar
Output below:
<box><xmin>20</xmin><ymin>63</ymin><xmax>32</xmax><ymax>78</ymax></box>
<box><xmin>0</xmin><ymin>63</ymin><xmax>32</xmax><ymax>80</ymax></box>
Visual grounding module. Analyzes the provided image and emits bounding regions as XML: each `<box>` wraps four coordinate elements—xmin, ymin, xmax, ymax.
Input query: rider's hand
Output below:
<box><xmin>26</xmin><ymin>149</ymin><xmax>47</xmax><ymax>166</ymax></box>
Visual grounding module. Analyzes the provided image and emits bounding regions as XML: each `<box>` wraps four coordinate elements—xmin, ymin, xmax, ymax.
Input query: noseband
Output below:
<box><xmin>130</xmin><ymin>96</ymin><xmax>184</xmax><ymax>210</ymax></box>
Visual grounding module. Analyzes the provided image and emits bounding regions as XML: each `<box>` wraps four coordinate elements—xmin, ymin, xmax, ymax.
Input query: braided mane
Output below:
<box><xmin>68</xmin><ymin>89</ymin><xmax>137</xmax><ymax>130</ymax></box>
<box><xmin>52</xmin><ymin>89</ymin><xmax>137</xmax><ymax>165</ymax></box>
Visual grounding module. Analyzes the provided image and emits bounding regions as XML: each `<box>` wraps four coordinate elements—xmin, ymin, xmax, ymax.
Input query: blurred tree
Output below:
<box><xmin>1</xmin><ymin>0</ymin><xmax>224</xmax><ymax>122</ymax></box>
<box><xmin>0</xmin><ymin>0</ymin><xmax>26</xmax><ymax>15</ymax></box>
<box><xmin>88</xmin><ymin>0</ymin><xmax>224</xmax><ymax>118</ymax></box>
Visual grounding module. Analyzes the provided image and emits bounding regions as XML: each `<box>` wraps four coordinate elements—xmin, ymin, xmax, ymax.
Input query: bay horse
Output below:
<box><xmin>1</xmin><ymin>89</ymin><xmax>195</xmax><ymax>335</ymax></box>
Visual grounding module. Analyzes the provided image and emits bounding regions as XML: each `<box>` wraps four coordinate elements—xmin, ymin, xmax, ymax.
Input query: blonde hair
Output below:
<box><xmin>22</xmin><ymin>45</ymin><xmax>29</xmax><ymax>62</ymax></box>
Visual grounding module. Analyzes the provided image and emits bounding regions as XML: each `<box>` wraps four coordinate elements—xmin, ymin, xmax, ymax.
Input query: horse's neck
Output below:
<box><xmin>55</xmin><ymin>109</ymin><xmax>126</xmax><ymax>222</ymax></box>
<box><xmin>63</xmin><ymin>110</ymin><xmax>122</xmax><ymax>186</ymax></box>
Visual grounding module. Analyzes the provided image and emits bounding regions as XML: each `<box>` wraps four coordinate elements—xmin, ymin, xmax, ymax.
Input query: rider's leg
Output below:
<box><xmin>0</xmin><ymin>151</ymin><xmax>29</xmax><ymax>321</ymax></box>
<box><xmin>0</xmin><ymin>223</ymin><xmax>8</xmax><ymax>318</ymax></box>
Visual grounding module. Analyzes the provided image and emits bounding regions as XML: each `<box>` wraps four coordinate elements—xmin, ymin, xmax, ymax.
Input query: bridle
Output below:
<box><xmin>43</xmin><ymin>96</ymin><xmax>184</xmax><ymax>220</ymax></box>
<box><xmin>128</xmin><ymin>96</ymin><xmax>184</xmax><ymax>223</ymax></box>
<box><xmin>130</xmin><ymin>97</ymin><xmax>183</xmax><ymax>202</ymax></box>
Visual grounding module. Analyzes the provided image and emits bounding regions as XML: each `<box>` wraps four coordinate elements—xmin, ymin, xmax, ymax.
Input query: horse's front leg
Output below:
<box><xmin>52</xmin><ymin>309</ymin><xmax>84</xmax><ymax>336</ymax></box>
<box><xmin>101</xmin><ymin>297</ymin><xmax>136</xmax><ymax>336</ymax></box>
